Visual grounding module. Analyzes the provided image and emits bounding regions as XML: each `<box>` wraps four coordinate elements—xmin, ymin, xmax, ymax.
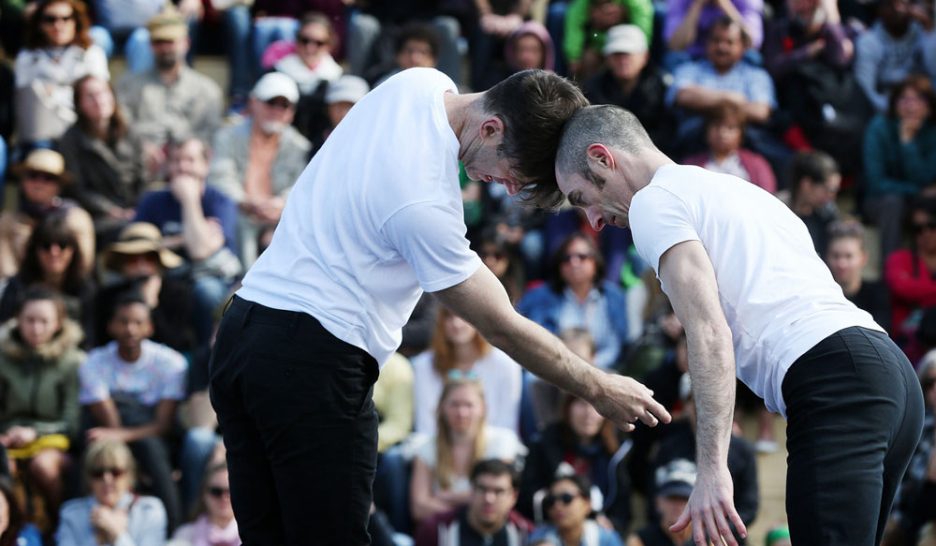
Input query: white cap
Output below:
<box><xmin>326</xmin><ymin>75</ymin><xmax>370</xmax><ymax>105</ymax></box>
<box><xmin>603</xmin><ymin>24</ymin><xmax>648</xmax><ymax>55</ymax></box>
<box><xmin>251</xmin><ymin>72</ymin><xmax>300</xmax><ymax>104</ymax></box>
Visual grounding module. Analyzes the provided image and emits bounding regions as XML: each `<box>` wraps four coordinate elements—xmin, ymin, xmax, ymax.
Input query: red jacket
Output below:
<box><xmin>884</xmin><ymin>249</ymin><xmax>936</xmax><ymax>337</ymax></box>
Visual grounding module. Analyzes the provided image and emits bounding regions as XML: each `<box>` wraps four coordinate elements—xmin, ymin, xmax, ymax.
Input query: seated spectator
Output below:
<box><xmin>520</xmin><ymin>386</ymin><xmax>634</xmax><ymax>532</ymax></box>
<box><xmin>0</xmin><ymin>288</ymin><xmax>83</xmax><ymax>521</ymax></box>
<box><xmin>410</xmin><ymin>378</ymin><xmax>527</xmax><ymax>525</ymax></box>
<box><xmin>854</xmin><ymin>0</ymin><xmax>930</xmax><ymax>113</ymax></box>
<box><xmin>531</xmin><ymin>328</ymin><xmax>596</xmax><ymax>428</ymax></box>
<box><xmin>563</xmin><ymin>0</ymin><xmax>653</xmax><ymax>80</ymax></box>
<box><xmin>251</xmin><ymin>0</ymin><xmax>348</xmax><ymax>77</ymax></box>
<box><xmin>56</xmin><ymin>439</ymin><xmax>167</xmax><ymax>545</ymax></box>
<box><xmin>468</xmin><ymin>0</ymin><xmax>530</xmax><ymax>90</ymax></box>
<box><xmin>477</xmin><ymin>230</ymin><xmax>527</xmax><ymax>305</ymax></box>
<box><xmin>374</xmin><ymin>353</ymin><xmax>414</xmax><ymax>454</ymax></box>
<box><xmin>208</xmin><ymin>73</ymin><xmax>311</xmax><ymax>267</ymax></box>
<box><xmin>664</xmin><ymin>0</ymin><xmax>763</xmax><ymax>64</ymax></box>
<box><xmin>321</xmin><ymin>74</ymin><xmax>370</xmax><ymax>141</ymax></box>
<box><xmin>826</xmin><ymin>220</ymin><xmax>891</xmax><ymax>331</ymax></box>
<box><xmin>0</xmin><ymin>476</ymin><xmax>43</xmax><ymax>546</ymax></box>
<box><xmin>117</xmin><ymin>8</ymin><xmax>223</xmax><ymax>180</ymax></box>
<box><xmin>627</xmin><ymin>459</ymin><xmax>696</xmax><ymax>546</ymax></box>
<box><xmin>273</xmin><ymin>12</ymin><xmax>343</xmax><ymax>96</ymax></box>
<box><xmin>584</xmin><ymin>25</ymin><xmax>676</xmax><ymax>155</ymax></box>
<box><xmin>369</xmin><ymin>23</ymin><xmax>440</xmax><ymax>87</ymax></box>
<box><xmin>529</xmin><ymin>473</ymin><xmax>625</xmax><ymax>546</ymax></box>
<box><xmin>0</xmin><ymin>149</ymin><xmax>95</xmax><ymax>278</ymax></box>
<box><xmin>884</xmin><ymin>197</ymin><xmax>936</xmax><ymax>354</ymax></box>
<box><xmin>411</xmin><ymin>306</ymin><xmax>522</xmax><ymax>434</ymax></box>
<box><xmin>415</xmin><ymin>459</ymin><xmax>534</xmax><ymax>546</ymax></box>
<box><xmin>0</xmin><ymin>215</ymin><xmax>96</xmax><ymax>343</ymax></box>
<box><xmin>90</xmin><ymin>0</ymin><xmax>188</xmax><ymax>73</ymax></box>
<box><xmin>170</xmin><ymin>462</ymin><xmax>238</xmax><ymax>546</ymax></box>
<box><xmin>96</xmin><ymin>222</ymin><xmax>193</xmax><ymax>353</ymax></box>
<box><xmin>57</xmin><ymin>74</ymin><xmax>146</xmax><ymax>239</ymax></box>
<box><xmin>505</xmin><ymin>21</ymin><xmax>555</xmax><ymax>74</ymax></box>
<box><xmin>667</xmin><ymin>17</ymin><xmax>785</xmax><ymax>167</ymax></box>
<box><xmin>134</xmin><ymin>138</ymin><xmax>241</xmax><ymax>345</ymax></box>
<box><xmin>784</xmin><ymin>151</ymin><xmax>841</xmax><ymax>255</ymax></box>
<box><xmin>14</xmin><ymin>0</ymin><xmax>109</xmax><ymax>149</ymax></box>
<box><xmin>682</xmin><ymin>101</ymin><xmax>777</xmax><ymax>193</ymax></box>
<box><xmin>518</xmin><ymin>232</ymin><xmax>629</xmax><ymax>369</ymax></box>
<box><xmin>863</xmin><ymin>74</ymin><xmax>936</xmax><ymax>265</ymax></box>
<box><xmin>79</xmin><ymin>294</ymin><xmax>192</xmax><ymax>530</ymax></box>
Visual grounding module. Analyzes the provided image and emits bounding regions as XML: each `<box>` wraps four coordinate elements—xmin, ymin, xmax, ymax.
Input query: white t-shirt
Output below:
<box><xmin>78</xmin><ymin>340</ymin><xmax>188</xmax><ymax>407</ymax></box>
<box><xmin>238</xmin><ymin>68</ymin><xmax>482</xmax><ymax>366</ymax></box>
<box><xmin>629</xmin><ymin>164</ymin><xmax>881</xmax><ymax>416</ymax></box>
<box><xmin>410</xmin><ymin>348</ymin><xmax>523</xmax><ymax>434</ymax></box>
<box><xmin>412</xmin><ymin>426</ymin><xmax>527</xmax><ymax>493</ymax></box>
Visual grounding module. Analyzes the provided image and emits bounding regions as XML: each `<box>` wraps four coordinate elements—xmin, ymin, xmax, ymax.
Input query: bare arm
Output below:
<box><xmin>668</xmin><ymin>0</ymin><xmax>706</xmax><ymax>51</ymax></box>
<box><xmin>434</xmin><ymin>266</ymin><xmax>670</xmax><ymax>431</ymax></box>
<box><xmin>410</xmin><ymin>457</ymin><xmax>455</xmax><ymax>523</ymax></box>
<box><xmin>171</xmin><ymin>176</ymin><xmax>225</xmax><ymax>261</ymax></box>
<box><xmin>87</xmin><ymin>400</ymin><xmax>177</xmax><ymax>443</ymax></box>
<box><xmin>87</xmin><ymin>400</ymin><xmax>122</xmax><ymax>428</ymax></box>
<box><xmin>659</xmin><ymin>241</ymin><xmax>746</xmax><ymax>545</ymax></box>
<box><xmin>675</xmin><ymin>87</ymin><xmax>770</xmax><ymax>123</ymax></box>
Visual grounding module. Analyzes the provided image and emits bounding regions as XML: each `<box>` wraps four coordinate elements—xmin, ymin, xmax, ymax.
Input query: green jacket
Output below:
<box><xmin>564</xmin><ymin>0</ymin><xmax>654</xmax><ymax>63</ymax></box>
<box><xmin>0</xmin><ymin>318</ymin><xmax>84</xmax><ymax>439</ymax></box>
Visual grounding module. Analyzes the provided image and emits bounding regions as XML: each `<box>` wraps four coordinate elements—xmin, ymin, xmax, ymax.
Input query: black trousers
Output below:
<box><xmin>783</xmin><ymin>327</ymin><xmax>924</xmax><ymax>545</ymax></box>
<box><xmin>209</xmin><ymin>296</ymin><xmax>379</xmax><ymax>545</ymax></box>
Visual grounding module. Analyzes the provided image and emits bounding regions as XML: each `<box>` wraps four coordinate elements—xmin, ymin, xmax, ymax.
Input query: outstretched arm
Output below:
<box><xmin>659</xmin><ymin>240</ymin><xmax>746</xmax><ymax>545</ymax></box>
<box><xmin>434</xmin><ymin>265</ymin><xmax>671</xmax><ymax>432</ymax></box>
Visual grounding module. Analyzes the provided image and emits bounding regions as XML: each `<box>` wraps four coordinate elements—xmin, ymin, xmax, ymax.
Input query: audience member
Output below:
<box><xmin>369</xmin><ymin>22</ymin><xmax>441</xmax><ymax>86</ymax></box>
<box><xmin>518</xmin><ymin>232</ymin><xmax>629</xmax><ymax>369</ymax></box>
<box><xmin>319</xmin><ymin>74</ymin><xmax>370</xmax><ymax>142</ymax></box>
<box><xmin>79</xmin><ymin>294</ymin><xmax>191</xmax><ymax>530</ymax></box>
<box><xmin>374</xmin><ymin>353</ymin><xmax>414</xmax><ymax>454</ymax></box>
<box><xmin>826</xmin><ymin>220</ymin><xmax>891</xmax><ymax>331</ymax></box>
<box><xmin>91</xmin><ymin>0</ymin><xmax>181</xmax><ymax>74</ymax></box>
<box><xmin>209</xmin><ymin>0</ymin><xmax>253</xmax><ymax>110</ymax></box>
<box><xmin>0</xmin><ymin>288</ymin><xmax>83</xmax><ymax>521</ymax></box>
<box><xmin>170</xmin><ymin>462</ymin><xmax>238</xmax><ymax>546</ymax></box>
<box><xmin>468</xmin><ymin>0</ymin><xmax>530</xmax><ymax>90</ymax></box>
<box><xmin>411</xmin><ymin>306</ymin><xmax>523</xmax><ymax>434</ymax></box>
<box><xmin>530</xmin><ymin>328</ymin><xmax>596</xmax><ymax>428</ymax></box>
<box><xmin>117</xmin><ymin>8</ymin><xmax>223</xmax><ymax>180</ymax></box>
<box><xmin>785</xmin><ymin>151</ymin><xmax>841</xmax><ymax>255</ymax></box>
<box><xmin>664</xmin><ymin>0</ymin><xmax>763</xmax><ymax>63</ymax></box>
<box><xmin>14</xmin><ymin>0</ymin><xmax>109</xmax><ymax>149</ymax></box>
<box><xmin>563</xmin><ymin>0</ymin><xmax>653</xmax><ymax>80</ymax></box>
<box><xmin>584</xmin><ymin>25</ymin><xmax>676</xmax><ymax>155</ymax></box>
<box><xmin>682</xmin><ymin>101</ymin><xmax>777</xmax><ymax>193</ymax></box>
<box><xmin>410</xmin><ymin>379</ymin><xmax>527</xmax><ymax>525</ymax></box>
<box><xmin>251</xmin><ymin>0</ymin><xmax>348</xmax><ymax>75</ymax></box>
<box><xmin>57</xmin><ymin>74</ymin><xmax>145</xmax><ymax>238</ymax></box>
<box><xmin>56</xmin><ymin>439</ymin><xmax>167</xmax><ymax>546</ymax></box>
<box><xmin>477</xmin><ymin>230</ymin><xmax>527</xmax><ymax>305</ymax></box>
<box><xmin>863</xmin><ymin>74</ymin><xmax>936</xmax><ymax>264</ymax></box>
<box><xmin>0</xmin><ymin>476</ymin><xmax>43</xmax><ymax>546</ymax></box>
<box><xmin>209</xmin><ymin>72</ymin><xmax>310</xmax><ymax>266</ymax></box>
<box><xmin>134</xmin><ymin>138</ymin><xmax>240</xmax><ymax>345</ymax></box>
<box><xmin>528</xmin><ymin>473</ymin><xmax>625</xmax><ymax>546</ymax></box>
<box><xmin>854</xmin><ymin>0</ymin><xmax>930</xmax><ymax>113</ymax></box>
<box><xmin>415</xmin><ymin>459</ymin><xmax>534</xmax><ymax>546</ymax></box>
<box><xmin>273</xmin><ymin>12</ymin><xmax>343</xmax><ymax>96</ymax></box>
<box><xmin>626</xmin><ymin>459</ymin><xmax>695</xmax><ymax>546</ymax></box>
<box><xmin>505</xmin><ymin>21</ymin><xmax>555</xmax><ymax>74</ymax></box>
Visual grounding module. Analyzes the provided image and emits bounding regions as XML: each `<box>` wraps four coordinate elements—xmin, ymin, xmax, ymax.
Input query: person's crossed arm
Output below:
<box><xmin>659</xmin><ymin>240</ymin><xmax>747</xmax><ymax>545</ymax></box>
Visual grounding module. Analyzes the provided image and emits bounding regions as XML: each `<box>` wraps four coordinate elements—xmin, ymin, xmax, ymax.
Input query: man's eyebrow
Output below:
<box><xmin>568</xmin><ymin>191</ymin><xmax>584</xmax><ymax>207</ymax></box>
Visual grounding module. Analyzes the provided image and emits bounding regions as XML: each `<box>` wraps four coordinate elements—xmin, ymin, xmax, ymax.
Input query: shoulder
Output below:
<box><xmin>519</xmin><ymin>283</ymin><xmax>560</xmax><ymax>305</ymax></box>
<box><xmin>203</xmin><ymin>186</ymin><xmax>235</xmax><ymax>206</ymax></box>
<box><xmin>59</xmin><ymin>496</ymin><xmax>93</xmax><ymax>517</ymax></box>
<box><xmin>182</xmin><ymin>67</ymin><xmax>222</xmax><ymax>95</ymax></box>
<box><xmin>144</xmin><ymin>341</ymin><xmax>187</xmax><ymax>372</ymax></box>
<box><xmin>131</xmin><ymin>495</ymin><xmax>167</xmax><ymax>518</ymax></box>
<box><xmin>410</xmin><ymin>351</ymin><xmax>435</xmax><ymax>375</ymax></box>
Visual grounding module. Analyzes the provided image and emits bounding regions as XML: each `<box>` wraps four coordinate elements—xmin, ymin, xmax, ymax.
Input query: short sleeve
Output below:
<box><xmin>746</xmin><ymin>67</ymin><xmax>777</xmax><ymax>108</ymax></box>
<box><xmin>381</xmin><ymin>202</ymin><xmax>483</xmax><ymax>293</ymax></box>
<box><xmin>666</xmin><ymin>63</ymin><xmax>697</xmax><ymax>106</ymax></box>
<box><xmin>629</xmin><ymin>186</ymin><xmax>701</xmax><ymax>273</ymax></box>
<box><xmin>158</xmin><ymin>349</ymin><xmax>188</xmax><ymax>401</ymax></box>
<box><xmin>78</xmin><ymin>357</ymin><xmax>110</xmax><ymax>405</ymax></box>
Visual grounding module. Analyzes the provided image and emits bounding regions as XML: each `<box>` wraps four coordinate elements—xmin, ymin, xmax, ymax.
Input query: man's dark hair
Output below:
<box><xmin>470</xmin><ymin>459</ymin><xmax>519</xmax><ymax>490</ymax></box>
<box><xmin>554</xmin><ymin>105</ymin><xmax>656</xmax><ymax>204</ymax></box>
<box><xmin>706</xmin><ymin>15</ymin><xmax>751</xmax><ymax>46</ymax></box>
<box><xmin>396</xmin><ymin>22</ymin><xmax>440</xmax><ymax>59</ymax></box>
<box><xmin>791</xmin><ymin>151</ymin><xmax>838</xmax><ymax>190</ymax></box>
<box><xmin>110</xmin><ymin>290</ymin><xmax>153</xmax><ymax>323</ymax></box>
<box><xmin>484</xmin><ymin>69</ymin><xmax>588</xmax><ymax>210</ymax></box>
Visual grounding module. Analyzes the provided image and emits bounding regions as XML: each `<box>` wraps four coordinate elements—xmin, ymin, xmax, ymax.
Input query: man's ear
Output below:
<box><xmin>586</xmin><ymin>143</ymin><xmax>614</xmax><ymax>171</ymax></box>
<box><xmin>480</xmin><ymin>116</ymin><xmax>505</xmax><ymax>140</ymax></box>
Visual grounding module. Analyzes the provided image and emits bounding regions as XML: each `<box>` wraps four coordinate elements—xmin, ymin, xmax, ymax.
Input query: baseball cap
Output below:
<box><xmin>326</xmin><ymin>75</ymin><xmax>370</xmax><ymax>105</ymax></box>
<box><xmin>251</xmin><ymin>72</ymin><xmax>300</xmax><ymax>104</ymax></box>
<box><xmin>655</xmin><ymin>459</ymin><xmax>697</xmax><ymax>498</ymax></box>
<box><xmin>148</xmin><ymin>6</ymin><xmax>188</xmax><ymax>42</ymax></box>
<box><xmin>603</xmin><ymin>24</ymin><xmax>648</xmax><ymax>55</ymax></box>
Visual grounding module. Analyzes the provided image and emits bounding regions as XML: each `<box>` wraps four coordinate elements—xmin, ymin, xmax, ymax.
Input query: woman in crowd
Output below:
<box><xmin>0</xmin><ymin>215</ymin><xmax>96</xmax><ymax>344</ymax></box>
<box><xmin>170</xmin><ymin>462</ymin><xmax>238</xmax><ymax>546</ymax></box>
<box><xmin>0</xmin><ymin>289</ymin><xmax>82</xmax><ymax>529</ymax></box>
<box><xmin>476</xmin><ymin>231</ymin><xmax>526</xmax><ymax>306</ymax></box>
<box><xmin>273</xmin><ymin>12</ymin><xmax>343</xmax><ymax>96</ymax></box>
<box><xmin>13</xmin><ymin>0</ymin><xmax>109</xmax><ymax>149</ymax></box>
<box><xmin>411</xmin><ymin>307</ymin><xmax>522</xmax><ymax>434</ymax></box>
<box><xmin>409</xmin><ymin>378</ymin><xmax>526</xmax><ymax>525</ymax></box>
<box><xmin>57</xmin><ymin>74</ymin><xmax>145</xmax><ymax>238</ymax></box>
<box><xmin>0</xmin><ymin>477</ymin><xmax>42</xmax><ymax>546</ymax></box>
<box><xmin>56</xmin><ymin>439</ymin><xmax>167</xmax><ymax>546</ymax></box>
<box><xmin>529</xmin><ymin>473</ymin><xmax>625</xmax><ymax>546</ymax></box>
<box><xmin>504</xmin><ymin>21</ymin><xmax>555</xmax><ymax>74</ymax></box>
<box><xmin>518</xmin><ymin>232</ymin><xmax>629</xmax><ymax>369</ymax></box>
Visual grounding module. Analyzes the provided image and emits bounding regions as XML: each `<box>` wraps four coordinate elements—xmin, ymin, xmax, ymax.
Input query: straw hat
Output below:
<box><xmin>14</xmin><ymin>149</ymin><xmax>71</xmax><ymax>184</ymax></box>
<box><xmin>103</xmin><ymin>222</ymin><xmax>183</xmax><ymax>271</ymax></box>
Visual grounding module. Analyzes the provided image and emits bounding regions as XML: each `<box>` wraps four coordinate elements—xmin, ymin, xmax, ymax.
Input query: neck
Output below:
<box><xmin>467</xmin><ymin>510</ymin><xmax>505</xmax><ymax>536</ymax></box>
<box><xmin>118</xmin><ymin>344</ymin><xmax>142</xmax><ymax>362</ymax></box>
<box><xmin>617</xmin><ymin>149</ymin><xmax>674</xmax><ymax>196</ymax></box>
<box><xmin>617</xmin><ymin>76</ymin><xmax>638</xmax><ymax>95</ymax></box>
<box><xmin>445</xmin><ymin>92</ymin><xmax>484</xmax><ymax>157</ymax></box>
<box><xmin>159</xmin><ymin>64</ymin><xmax>182</xmax><ymax>84</ymax></box>
<box><xmin>569</xmin><ymin>282</ymin><xmax>592</xmax><ymax>301</ymax></box>
<box><xmin>91</xmin><ymin>118</ymin><xmax>110</xmax><ymax>138</ymax></box>
<box><xmin>558</xmin><ymin>525</ymin><xmax>583</xmax><ymax>546</ymax></box>
<box><xmin>210</xmin><ymin>513</ymin><xmax>234</xmax><ymax>528</ymax></box>
<box><xmin>841</xmin><ymin>276</ymin><xmax>862</xmax><ymax>296</ymax></box>
<box><xmin>43</xmin><ymin>272</ymin><xmax>65</xmax><ymax>288</ymax></box>
<box><xmin>793</xmin><ymin>197</ymin><xmax>814</xmax><ymax>216</ymax></box>
<box><xmin>711</xmin><ymin>149</ymin><xmax>734</xmax><ymax>162</ymax></box>
<box><xmin>452</xmin><ymin>343</ymin><xmax>480</xmax><ymax>365</ymax></box>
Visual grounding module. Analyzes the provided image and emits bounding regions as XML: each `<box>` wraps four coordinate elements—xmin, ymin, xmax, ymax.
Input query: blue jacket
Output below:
<box><xmin>517</xmin><ymin>281</ymin><xmax>629</xmax><ymax>348</ymax></box>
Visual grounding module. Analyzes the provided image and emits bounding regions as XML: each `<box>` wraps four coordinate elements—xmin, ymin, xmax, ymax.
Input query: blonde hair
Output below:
<box><xmin>434</xmin><ymin>379</ymin><xmax>488</xmax><ymax>490</ymax></box>
<box><xmin>431</xmin><ymin>307</ymin><xmax>491</xmax><ymax>376</ymax></box>
<box><xmin>84</xmin><ymin>440</ymin><xmax>136</xmax><ymax>490</ymax></box>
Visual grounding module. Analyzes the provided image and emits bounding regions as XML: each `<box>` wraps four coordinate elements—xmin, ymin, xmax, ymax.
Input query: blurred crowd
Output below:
<box><xmin>0</xmin><ymin>0</ymin><xmax>934</xmax><ymax>544</ymax></box>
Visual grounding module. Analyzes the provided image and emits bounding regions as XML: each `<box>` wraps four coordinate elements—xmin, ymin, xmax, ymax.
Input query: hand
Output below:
<box><xmin>177</xmin><ymin>0</ymin><xmax>204</xmax><ymax>19</ymax></box>
<box><xmin>671</xmin><ymin>466</ymin><xmax>747</xmax><ymax>545</ymax></box>
<box><xmin>91</xmin><ymin>506</ymin><xmax>129</xmax><ymax>542</ymax></box>
<box><xmin>900</xmin><ymin>117</ymin><xmax>924</xmax><ymax>143</ymax></box>
<box><xmin>142</xmin><ymin>142</ymin><xmax>166</xmax><ymax>179</ymax></box>
<box><xmin>819</xmin><ymin>0</ymin><xmax>841</xmax><ymax>23</ymax></box>
<box><xmin>86</xmin><ymin>427</ymin><xmax>127</xmax><ymax>444</ymax></box>
<box><xmin>5</xmin><ymin>426</ymin><xmax>38</xmax><ymax>448</ymax></box>
<box><xmin>589</xmin><ymin>374</ymin><xmax>671</xmax><ymax>432</ymax></box>
<box><xmin>169</xmin><ymin>175</ymin><xmax>204</xmax><ymax>205</ymax></box>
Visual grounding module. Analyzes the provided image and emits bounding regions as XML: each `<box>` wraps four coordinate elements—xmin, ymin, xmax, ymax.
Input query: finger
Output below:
<box><xmin>724</xmin><ymin>500</ymin><xmax>748</xmax><ymax>540</ymax></box>
<box><xmin>670</xmin><ymin>505</ymin><xmax>691</xmax><ymax>532</ymax></box>
<box><xmin>620</xmin><ymin>422</ymin><xmax>636</xmax><ymax>433</ymax></box>
<box><xmin>692</xmin><ymin>507</ymin><xmax>709</xmax><ymax>545</ymax></box>
<box><xmin>638</xmin><ymin>408</ymin><xmax>659</xmax><ymax>427</ymax></box>
<box><xmin>711</xmin><ymin>506</ymin><xmax>738</xmax><ymax>546</ymax></box>
<box><xmin>646</xmin><ymin>397</ymin><xmax>673</xmax><ymax>424</ymax></box>
<box><xmin>702</xmin><ymin>506</ymin><xmax>721</xmax><ymax>546</ymax></box>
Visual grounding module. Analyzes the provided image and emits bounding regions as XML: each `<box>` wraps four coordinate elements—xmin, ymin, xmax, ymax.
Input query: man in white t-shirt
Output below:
<box><xmin>208</xmin><ymin>69</ymin><xmax>671</xmax><ymax>546</ymax></box>
<box><xmin>550</xmin><ymin>104</ymin><xmax>924</xmax><ymax>546</ymax></box>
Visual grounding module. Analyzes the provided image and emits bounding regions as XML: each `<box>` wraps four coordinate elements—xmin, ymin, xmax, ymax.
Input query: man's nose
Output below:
<box><xmin>586</xmin><ymin>208</ymin><xmax>605</xmax><ymax>231</ymax></box>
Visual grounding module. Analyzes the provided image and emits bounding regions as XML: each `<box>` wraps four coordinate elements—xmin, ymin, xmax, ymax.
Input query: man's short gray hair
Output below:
<box><xmin>556</xmin><ymin>105</ymin><xmax>656</xmax><ymax>180</ymax></box>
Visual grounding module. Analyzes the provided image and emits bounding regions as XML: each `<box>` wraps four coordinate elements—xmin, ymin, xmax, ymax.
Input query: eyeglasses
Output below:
<box><xmin>23</xmin><ymin>170</ymin><xmax>60</xmax><ymax>183</ymax></box>
<box><xmin>561</xmin><ymin>252</ymin><xmax>594</xmax><ymax>264</ymax></box>
<box><xmin>543</xmin><ymin>492</ymin><xmax>582</xmax><ymax>510</ymax></box>
<box><xmin>91</xmin><ymin>467</ymin><xmax>127</xmax><ymax>480</ymax></box>
<box><xmin>297</xmin><ymin>35</ymin><xmax>327</xmax><ymax>47</ymax></box>
<box><xmin>207</xmin><ymin>486</ymin><xmax>231</xmax><ymax>498</ymax></box>
<box><xmin>38</xmin><ymin>240</ymin><xmax>73</xmax><ymax>251</ymax></box>
<box><xmin>41</xmin><ymin>13</ymin><xmax>75</xmax><ymax>25</ymax></box>
<box><xmin>264</xmin><ymin>97</ymin><xmax>293</xmax><ymax>110</ymax></box>
<box><xmin>447</xmin><ymin>369</ymin><xmax>479</xmax><ymax>381</ymax></box>
<box><xmin>913</xmin><ymin>221</ymin><xmax>936</xmax><ymax>234</ymax></box>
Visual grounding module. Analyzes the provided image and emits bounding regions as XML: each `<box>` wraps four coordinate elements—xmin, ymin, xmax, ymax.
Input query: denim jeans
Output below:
<box><xmin>178</xmin><ymin>426</ymin><xmax>219</xmax><ymax>515</ymax></box>
<box><xmin>252</xmin><ymin>17</ymin><xmax>299</xmax><ymax>75</ymax></box>
<box><xmin>223</xmin><ymin>6</ymin><xmax>253</xmax><ymax>100</ymax></box>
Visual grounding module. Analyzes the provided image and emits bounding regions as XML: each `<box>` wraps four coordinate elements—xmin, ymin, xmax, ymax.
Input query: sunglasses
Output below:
<box><xmin>543</xmin><ymin>492</ymin><xmax>582</xmax><ymax>510</ymax></box>
<box><xmin>913</xmin><ymin>221</ymin><xmax>936</xmax><ymax>234</ymax></box>
<box><xmin>561</xmin><ymin>252</ymin><xmax>593</xmax><ymax>264</ymax></box>
<box><xmin>923</xmin><ymin>377</ymin><xmax>936</xmax><ymax>390</ymax></box>
<box><xmin>39</xmin><ymin>240</ymin><xmax>73</xmax><ymax>251</ymax></box>
<box><xmin>41</xmin><ymin>13</ymin><xmax>75</xmax><ymax>24</ymax></box>
<box><xmin>297</xmin><ymin>35</ymin><xmax>328</xmax><ymax>47</ymax></box>
<box><xmin>90</xmin><ymin>467</ymin><xmax>127</xmax><ymax>480</ymax></box>
<box><xmin>24</xmin><ymin>170</ymin><xmax>60</xmax><ymax>183</ymax></box>
<box><xmin>207</xmin><ymin>486</ymin><xmax>231</xmax><ymax>498</ymax></box>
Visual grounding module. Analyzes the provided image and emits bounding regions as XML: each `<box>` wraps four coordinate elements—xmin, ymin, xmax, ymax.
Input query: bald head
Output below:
<box><xmin>556</xmin><ymin>105</ymin><xmax>657</xmax><ymax>182</ymax></box>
